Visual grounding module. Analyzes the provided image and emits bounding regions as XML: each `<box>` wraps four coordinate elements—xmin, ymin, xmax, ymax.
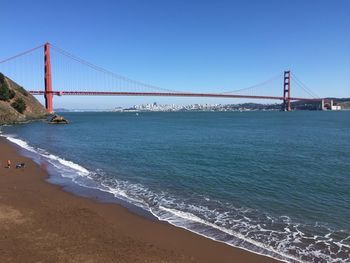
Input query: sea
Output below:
<box><xmin>1</xmin><ymin>111</ymin><xmax>349</xmax><ymax>263</ymax></box>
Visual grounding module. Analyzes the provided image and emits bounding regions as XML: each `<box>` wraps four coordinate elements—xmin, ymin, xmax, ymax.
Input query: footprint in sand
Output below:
<box><xmin>0</xmin><ymin>204</ymin><xmax>26</xmax><ymax>225</ymax></box>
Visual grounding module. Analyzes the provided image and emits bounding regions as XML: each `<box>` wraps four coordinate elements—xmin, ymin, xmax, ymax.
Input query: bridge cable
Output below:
<box><xmin>221</xmin><ymin>73</ymin><xmax>282</xmax><ymax>94</ymax></box>
<box><xmin>291</xmin><ymin>73</ymin><xmax>320</xmax><ymax>98</ymax></box>
<box><xmin>50</xmin><ymin>44</ymin><xmax>186</xmax><ymax>94</ymax></box>
<box><xmin>0</xmin><ymin>44</ymin><xmax>44</xmax><ymax>64</ymax></box>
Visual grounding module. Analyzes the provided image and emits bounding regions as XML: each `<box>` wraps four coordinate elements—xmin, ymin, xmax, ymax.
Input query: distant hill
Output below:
<box><xmin>54</xmin><ymin>108</ymin><xmax>71</xmax><ymax>112</ymax></box>
<box><xmin>338</xmin><ymin>102</ymin><xmax>350</xmax><ymax>109</ymax></box>
<box><xmin>0</xmin><ymin>73</ymin><xmax>48</xmax><ymax>125</ymax></box>
<box><xmin>291</xmin><ymin>98</ymin><xmax>350</xmax><ymax>111</ymax></box>
<box><xmin>330</xmin><ymin>98</ymin><xmax>350</xmax><ymax>110</ymax></box>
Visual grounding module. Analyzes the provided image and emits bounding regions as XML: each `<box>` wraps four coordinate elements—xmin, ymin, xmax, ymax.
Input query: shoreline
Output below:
<box><xmin>0</xmin><ymin>136</ymin><xmax>281</xmax><ymax>263</ymax></box>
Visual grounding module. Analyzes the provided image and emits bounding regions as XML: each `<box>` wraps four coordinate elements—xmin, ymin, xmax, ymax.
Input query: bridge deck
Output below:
<box><xmin>28</xmin><ymin>91</ymin><xmax>322</xmax><ymax>102</ymax></box>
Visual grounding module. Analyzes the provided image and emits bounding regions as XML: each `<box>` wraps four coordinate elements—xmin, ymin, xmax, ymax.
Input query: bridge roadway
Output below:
<box><xmin>28</xmin><ymin>91</ymin><xmax>322</xmax><ymax>102</ymax></box>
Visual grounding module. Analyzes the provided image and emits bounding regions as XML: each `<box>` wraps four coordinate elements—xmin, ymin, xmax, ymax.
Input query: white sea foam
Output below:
<box><xmin>5</xmin><ymin>136</ymin><xmax>37</xmax><ymax>153</ymax></box>
<box><xmin>155</xmin><ymin>206</ymin><xmax>301</xmax><ymax>262</ymax></box>
<box><xmin>4</xmin><ymin>135</ymin><xmax>89</xmax><ymax>177</ymax></box>
<box><xmin>46</xmin><ymin>154</ymin><xmax>89</xmax><ymax>176</ymax></box>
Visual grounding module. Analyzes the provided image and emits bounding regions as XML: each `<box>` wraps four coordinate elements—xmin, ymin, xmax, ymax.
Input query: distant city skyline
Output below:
<box><xmin>1</xmin><ymin>0</ymin><xmax>349</xmax><ymax>109</ymax></box>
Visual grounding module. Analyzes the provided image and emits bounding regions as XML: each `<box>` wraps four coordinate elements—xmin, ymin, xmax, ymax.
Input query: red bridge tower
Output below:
<box><xmin>283</xmin><ymin>70</ymin><xmax>291</xmax><ymax>111</ymax></box>
<box><xmin>44</xmin><ymin>43</ymin><xmax>53</xmax><ymax>113</ymax></box>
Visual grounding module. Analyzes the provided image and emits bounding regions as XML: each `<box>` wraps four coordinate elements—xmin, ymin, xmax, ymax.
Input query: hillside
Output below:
<box><xmin>338</xmin><ymin>102</ymin><xmax>350</xmax><ymax>109</ymax></box>
<box><xmin>331</xmin><ymin>98</ymin><xmax>350</xmax><ymax>110</ymax></box>
<box><xmin>0</xmin><ymin>73</ymin><xmax>48</xmax><ymax>125</ymax></box>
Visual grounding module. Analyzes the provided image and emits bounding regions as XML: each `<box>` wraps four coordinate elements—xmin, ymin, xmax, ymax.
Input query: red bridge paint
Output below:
<box><xmin>44</xmin><ymin>43</ymin><xmax>53</xmax><ymax>113</ymax></box>
<box><xmin>28</xmin><ymin>90</ymin><xmax>322</xmax><ymax>103</ymax></box>
<box><xmin>283</xmin><ymin>71</ymin><xmax>291</xmax><ymax>111</ymax></box>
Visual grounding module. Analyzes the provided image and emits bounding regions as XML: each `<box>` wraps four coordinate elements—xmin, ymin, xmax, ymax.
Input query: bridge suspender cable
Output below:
<box><xmin>291</xmin><ymin>73</ymin><xmax>320</xmax><ymax>99</ymax></box>
<box><xmin>221</xmin><ymin>74</ymin><xmax>282</xmax><ymax>94</ymax></box>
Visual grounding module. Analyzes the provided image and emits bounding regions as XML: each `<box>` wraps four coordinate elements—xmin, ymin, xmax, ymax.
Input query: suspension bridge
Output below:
<box><xmin>0</xmin><ymin>43</ymin><xmax>323</xmax><ymax>113</ymax></box>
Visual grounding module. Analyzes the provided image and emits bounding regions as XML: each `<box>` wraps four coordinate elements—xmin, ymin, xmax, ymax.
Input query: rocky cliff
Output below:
<box><xmin>0</xmin><ymin>73</ymin><xmax>48</xmax><ymax>125</ymax></box>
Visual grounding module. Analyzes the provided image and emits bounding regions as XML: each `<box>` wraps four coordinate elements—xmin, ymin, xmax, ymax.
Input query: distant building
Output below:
<box><xmin>322</xmin><ymin>99</ymin><xmax>342</xmax><ymax>111</ymax></box>
<box><xmin>331</xmin><ymin>105</ymin><xmax>342</xmax><ymax>110</ymax></box>
<box><xmin>113</xmin><ymin>107</ymin><xmax>123</xmax><ymax>112</ymax></box>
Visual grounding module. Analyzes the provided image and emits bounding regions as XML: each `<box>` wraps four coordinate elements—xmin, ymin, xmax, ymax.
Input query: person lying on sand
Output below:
<box><xmin>16</xmin><ymin>163</ymin><xmax>25</xmax><ymax>169</ymax></box>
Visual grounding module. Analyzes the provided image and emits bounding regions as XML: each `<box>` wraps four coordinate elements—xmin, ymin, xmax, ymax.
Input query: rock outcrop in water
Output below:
<box><xmin>0</xmin><ymin>73</ymin><xmax>48</xmax><ymax>125</ymax></box>
<box><xmin>49</xmin><ymin>115</ymin><xmax>69</xmax><ymax>124</ymax></box>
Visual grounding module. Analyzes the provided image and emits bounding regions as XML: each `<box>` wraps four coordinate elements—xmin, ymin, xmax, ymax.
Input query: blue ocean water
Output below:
<box><xmin>1</xmin><ymin>111</ymin><xmax>349</xmax><ymax>262</ymax></box>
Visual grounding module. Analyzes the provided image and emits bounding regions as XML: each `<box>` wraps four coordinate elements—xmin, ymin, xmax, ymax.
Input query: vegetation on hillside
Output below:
<box><xmin>0</xmin><ymin>73</ymin><xmax>16</xmax><ymax>101</ymax></box>
<box><xmin>11</xmin><ymin>98</ymin><xmax>27</xmax><ymax>113</ymax></box>
<box><xmin>0</xmin><ymin>73</ymin><xmax>47</xmax><ymax>124</ymax></box>
<box><xmin>17</xmin><ymin>85</ymin><xmax>29</xmax><ymax>96</ymax></box>
<box><xmin>0</xmin><ymin>72</ymin><xmax>27</xmax><ymax>112</ymax></box>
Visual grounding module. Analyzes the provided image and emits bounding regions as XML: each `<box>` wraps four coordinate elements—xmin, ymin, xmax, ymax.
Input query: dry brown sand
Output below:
<box><xmin>0</xmin><ymin>137</ymin><xmax>280</xmax><ymax>263</ymax></box>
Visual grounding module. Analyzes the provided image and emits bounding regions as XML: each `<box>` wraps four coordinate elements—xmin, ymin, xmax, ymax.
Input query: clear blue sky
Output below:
<box><xmin>1</xmin><ymin>0</ymin><xmax>349</xmax><ymax>109</ymax></box>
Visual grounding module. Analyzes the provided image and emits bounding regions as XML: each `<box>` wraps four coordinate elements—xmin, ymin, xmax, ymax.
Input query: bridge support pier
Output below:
<box><xmin>282</xmin><ymin>71</ymin><xmax>291</xmax><ymax>111</ymax></box>
<box><xmin>44</xmin><ymin>43</ymin><xmax>53</xmax><ymax>113</ymax></box>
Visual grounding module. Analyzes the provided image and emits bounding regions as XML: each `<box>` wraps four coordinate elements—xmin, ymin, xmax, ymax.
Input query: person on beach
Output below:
<box><xmin>16</xmin><ymin>163</ymin><xmax>25</xmax><ymax>169</ymax></box>
<box><xmin>7</xmin><ymin>160</ymin><xmax>11</xmax><ymax>168</ymax></box>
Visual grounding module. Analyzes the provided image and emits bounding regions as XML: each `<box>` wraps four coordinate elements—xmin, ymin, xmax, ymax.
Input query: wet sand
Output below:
<box><xmin>0</xmin><ymin>137</ymin><xmax>280</xmax><ymax>263</ymax></box>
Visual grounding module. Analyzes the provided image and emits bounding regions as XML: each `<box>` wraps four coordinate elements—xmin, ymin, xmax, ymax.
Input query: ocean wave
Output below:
<box><xmin>2</xmin><ymin>133</ymin><xmax>349</xmax><ymax>263</ymax></box>
<box><xmin>4</xmin><ymin>135</ymin><xmax>89</xmax><ymax>177</ymax></box>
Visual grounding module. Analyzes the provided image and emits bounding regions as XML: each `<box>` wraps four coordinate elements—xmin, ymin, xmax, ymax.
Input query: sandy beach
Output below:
<box><xmin>0</xmin><ymin>137</ymin><xmax>280</xmax><ymax>263</ymax></box>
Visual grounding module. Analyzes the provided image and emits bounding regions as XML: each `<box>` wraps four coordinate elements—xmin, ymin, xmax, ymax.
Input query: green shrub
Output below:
<box><xmin>0</xmin><ymin>82</ymin><xmax>11</xmax><ymax>101</ymax></box>
<box><xmin>0</xmin><ymin>72</ymin><xmax>5</xmax><ymax>84</ymax></box>
<box><xmin>0</xmin><ymin>74</ymin><xmax>16</xmax><ymax>101</ymax></box>
<box><xmin>0</xmin><ymin>82</ymin><xmax>16</xmax><ymax>101</ymax></box>
<box><xmin>9</xmin><ymin>89</ymin><xmax>16</xmax><ymax>99</ymax></box>
<box><xmin>11</xmin><ymin>98</ymin><xmax>26</xmax><ymax>113</ymax></box>
<box><xmin>18</xmin><ymin>86</ymin><xmax>28</xmax><ymax>96</ymax></box>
